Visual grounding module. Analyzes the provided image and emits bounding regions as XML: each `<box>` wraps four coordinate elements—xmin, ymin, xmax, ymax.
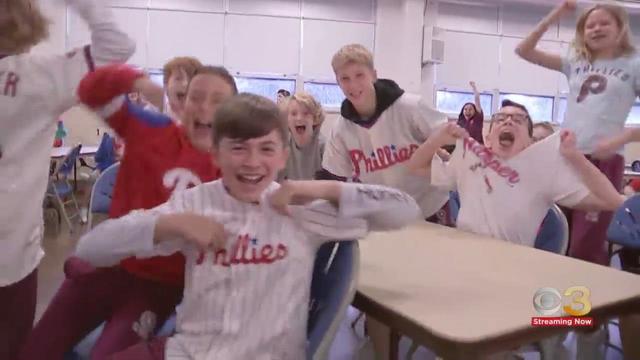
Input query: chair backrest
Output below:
<box><xmin>88</xmin><ymin>162</ymin><xmax>120</xmax><ymax>228</ymax></box>
<box><xmin>534</xmin><ymin>205</ymin><xmax>569</xmax><ymax>254</ymax></box>
<box><xmin>55</xmin><ymin>144</ymin><xmax>82</xmax><ymax>177</ymax></box>
<box><xmin>307</xmin><ymin>241</ymin><xmax>359</xmax><ymax>360</ymax></box>
<box><xmin>94</xmin><ymin>133</ymin><xmax>116</xmax><ymax>173</ymax></box>
<box><xmin>607</xmin><ymin>194</ymin><xmax>640</xmax><ymax>249</ymax></box>
<box><xmin>448</xmin><ymin>191</ymin><xmax>461</xmax><ymax>224</ymax></box>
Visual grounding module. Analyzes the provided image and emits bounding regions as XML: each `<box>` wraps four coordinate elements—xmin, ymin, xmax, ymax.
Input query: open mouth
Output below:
<box><xmin>237</xmin><ymin>174</ymin><xmax>264</xmax><ymax>185</ymax></box>
<box><xmin>498</xmin><ymin>131</ymin><xmax>515</xmax><ymax>147</ymax></box>
<box><xmin>295</xmin><ymin>125</ymin><xmax>307</xmax><ymax>135</ymax></box>
<box><xmin>194</xmin><ymin>119</ymin><xmax>212</xmax><ymax>131</ymax></box>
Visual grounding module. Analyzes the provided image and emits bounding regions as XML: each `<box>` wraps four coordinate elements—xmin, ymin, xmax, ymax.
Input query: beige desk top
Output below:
<box><xmin>354</xmin><ymin>222</ymin><xmax>640</xmax><ymax>358</ymax></box>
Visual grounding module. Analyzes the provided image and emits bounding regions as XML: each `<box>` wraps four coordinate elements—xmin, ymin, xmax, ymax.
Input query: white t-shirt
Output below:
<box><xmin>560</xmin><ymin>53</ymin><xmax>640</xmax><ymax>153</ymax></box>
<box><xmin>431</xmin><ymin>133</ymin><xmax>589</xmax><ymax>247</ymax></box>
<box><xmin>75</xmin><ymin>180</ymin><xmax>420</xmax><ymax>360</ymax></box>
<box><xmin>0</xmin><ymin>0</ymin><xmax>134</xmax><ymax>286</ymax></box>
<box><xmin>322</xmin><ymin>94</ymin><xmax>449</xmax><ymax>218</ymax></box>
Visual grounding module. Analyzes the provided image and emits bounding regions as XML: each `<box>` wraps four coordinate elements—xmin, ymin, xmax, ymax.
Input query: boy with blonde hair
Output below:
<box><xmin>320</xmin><ymin>44</ymin><xmax>451</xmax><ymax>223</ymax></box>
<box><xmin>281</xmin><ymin>91</ymin><xmax>326</xmax><ymax>180</ymax></box>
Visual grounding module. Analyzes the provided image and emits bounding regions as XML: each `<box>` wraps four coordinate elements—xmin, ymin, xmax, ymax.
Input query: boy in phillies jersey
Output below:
<box><xmin>0</xmin><ymin>0</ymin><xmax>134</xmax><ymax>357</ymax></box>
<box><xmin>73</xmin><ymin>93</ymin><xmax>421</xmax><ymax>360</ymax></box>
<box><xmin>408</xmin><ymin>100</ymin><xmax>624</xmax><ymax>360</ymax></box>
<box><xmin>320</xmin><ymin>44</ymin><xmax>451</xmax><ymax>223</ymax></box>
<box><xmin>20</xmin><ymin>64</ymin><xmax>237</xmax><ymax>359</ymax></box>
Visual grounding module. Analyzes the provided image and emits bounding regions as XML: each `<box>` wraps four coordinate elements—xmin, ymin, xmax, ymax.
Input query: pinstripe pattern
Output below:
<box><xmin>76</xmin><ymin>180</ymin><xmax>420</xmax><ymax>359</ymax></box>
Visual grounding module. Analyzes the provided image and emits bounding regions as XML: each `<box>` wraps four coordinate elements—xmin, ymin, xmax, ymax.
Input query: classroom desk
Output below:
<box><xmin>50</xmin><ymin>145</ymin><xmax>99</xmax><ymax>159</ymax></box>
<box><xmin>353</xmin><ymin>222</ymin><xmax>640</xmax><ymax>360</ymax></box>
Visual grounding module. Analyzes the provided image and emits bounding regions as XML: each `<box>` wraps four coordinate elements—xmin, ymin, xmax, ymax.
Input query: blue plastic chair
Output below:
<box><xmin>534</xmin><ymin>205</ymin><xmax>569</xmax><ymax>255</ymax></box>
<box><xmin>86</xmin><ymin>162</ymin><xmax>120</xmax><ymax>229</ymax></box>
<box><xmin>307</xmin><ymin>241</ymin><xmax>359</xmax><ymax>360</ymax></box>
<box><xmin>607</xmin><ymin>194</ymin><xmax>640</xmax><ymax>258</ymax></box>
<box><xmin>94</xmin><ymin>133</ymin><xmax>117</xmax><ymax>173</ymax></box>
<box><xmin>47</xmin><ymin>144</ymin><xmax>83</xmax><ymax>232</ymax></box>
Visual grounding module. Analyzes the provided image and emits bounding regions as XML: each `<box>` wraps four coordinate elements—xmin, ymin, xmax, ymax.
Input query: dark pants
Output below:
<box><xmin>109</xmin><ymin>337</ymin><xmax>166</xmax><ymax>360</ymax></box>
<box><xmin>566</xmin><ymin>154</ymin><xmax>624</xmax><ymax>266</ymax></box>
<box><xmin>19</xmin><ymin>258</ymin><xmax>181</xmax><ymax>360</ymax></box>
<box><xmin>0</xmin><ymin>269</ymin><xmax>37</xmax><ymax>360</ymax></box>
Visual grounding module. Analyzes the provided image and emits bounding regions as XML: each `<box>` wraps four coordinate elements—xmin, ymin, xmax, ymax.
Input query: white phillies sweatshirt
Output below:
<box><xmin>0</xmin><ymin>0</ymin><xmax>135</xmax><ymax>286</ymax></box>
<box><xmin>75</xmin><ymin>180</ymin><xmax>420</xmax><ymax>359</ymax></box>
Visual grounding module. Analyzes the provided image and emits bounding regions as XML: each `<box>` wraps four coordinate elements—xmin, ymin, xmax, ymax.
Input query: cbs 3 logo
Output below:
<box><xmin>533</xmin><ymin>286</ymin><xmax>592</xmax><ymax>317</ymax></box>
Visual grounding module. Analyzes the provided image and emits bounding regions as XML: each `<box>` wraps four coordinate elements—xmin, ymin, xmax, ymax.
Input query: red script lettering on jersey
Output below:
<box><xmin>349</xmin><ymin>144</ymin><xmax>419</xmax><ymax>177</ymax></box>
<box><xmin>0</xmin><ymin>71</ymin><xmax>19</xmax><ymax>97</ymax></box>
<box><xmin>196</xmin><ymin>234</ymin><xmax>288</xmax><ymax>267</ymax></box>
<box><xmin>463</xmin><ymin>137</ymin><xmax>520</xmax><ymax>185</ymax></box>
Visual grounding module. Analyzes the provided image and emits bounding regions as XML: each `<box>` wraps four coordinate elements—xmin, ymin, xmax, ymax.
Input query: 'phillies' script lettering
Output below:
<box><xmin>349</xmin><ymin>144</ymin><xmax>419</xmax><ymax>177</ymax></box>
<box><xmin>196</xmin><ymin>234</ymin><xmax>288</xmax><ymax>267</ymax></box>
<box><xmin>463</xmin><ymin>137</ymin><xmax>520</xmax><ymax>185</ymax></box>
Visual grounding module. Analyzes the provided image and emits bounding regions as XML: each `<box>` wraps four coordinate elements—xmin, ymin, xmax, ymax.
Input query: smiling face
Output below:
<box><xmin>165</xmin><ymin>69</ymin><xmax>190</xmax><ymax>119</ymax></box>
<box><xmin>487</xmin><ymin>106</ymin><xmax>532</xmax><ymax>159</ymax></box>
<box><xmin>583</xmin><ymin>8</ymin><xmax>622</xmax><ymax>57</ymax></box>
<box><xmin>287</xmin><ymin>99</ymin><xmax>314</xmax><ymax>146</ymax></box>
<box><xmin>182</xmin><ymin>73</ymin><xmax>235</xmax><ymax>152</ymax></box>
<box><xmin>215</xmin><ymin>130</ymin><xmax>288</xmax><ymax>203</ymax></box>
<box><xmin>462</xmin><ymin>103</ymin><xmax>476</xmax><ymax>120</ymax></box>
<box><xmin>335</xmin><ymin>62</ymin><xmax>377</xmax><ymax>115</ymax></box>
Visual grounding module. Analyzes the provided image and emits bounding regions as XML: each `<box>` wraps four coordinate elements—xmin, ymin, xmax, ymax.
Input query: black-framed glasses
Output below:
<box><xmin>491</xmin><ymin>113</ymin><xmax>529</xmax><ymax>125</ymax></box>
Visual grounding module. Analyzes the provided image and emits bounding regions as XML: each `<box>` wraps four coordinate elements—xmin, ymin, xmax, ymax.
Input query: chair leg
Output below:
<box><xmin>405</xmin><ymin>341</ymin><xmax>419</xmax><ymax>360</ymax></box>
<box><xmin>53</xmin><ymin>193</ymin><xmax>74</xmax><ymax>233</ymax></box>
<box><xmin>351</xmin><ymin>312</ymin><xmax>365</xmax><ymax>331</ymax></box>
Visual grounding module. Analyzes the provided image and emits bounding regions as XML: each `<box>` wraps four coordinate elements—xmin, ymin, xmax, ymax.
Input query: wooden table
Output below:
<box><xmin>353</xmin><ymin>222</ymin><xmax>640</xmax><ymax>359</ymax></box>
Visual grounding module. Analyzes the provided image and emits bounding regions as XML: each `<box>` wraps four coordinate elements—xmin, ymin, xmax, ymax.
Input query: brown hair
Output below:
<box><xmin>189</xmin><ymin>65</ymin><xmax>239</xmax><ymax>95</ymax></box>
<box><xmin>289</xmin><ymin>92</ymin><xmax>325</xmax><ymax>126</ymax></box>
<box><xmin>331</xmin><ymin>44</ymin><xmax>374</xmax><ymax>73</ymax></box>
<box><xmin>532</xmin><ymin>121</ymin><xmax>555</xmax><ymax>134</ymax></box>
<box><xmin>490</xmin><ymin>99</ymin><xmax>534</xmax><ymax>136</ymax></box>
<box><xmin>213</xmin><ymin>93</ymin><xmax>288</xmax><ymax>147</ymax></box>
<box><xmin>0</xmin><ymin>0</ymin><xmax>50</xmax><ymax>54</ymax></box>
<box><xmin>572</xmin><ymin>4</ymin><xmax>635</xmax><ymax>62</ymax></box>
<box><xmin>162</xmin><ymin>57</ymin><xmax>202</xmax><ymax>86</ymax></box>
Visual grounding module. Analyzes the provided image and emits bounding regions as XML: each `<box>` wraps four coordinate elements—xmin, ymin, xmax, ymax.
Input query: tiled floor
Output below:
<box><xmin>37</xmin><ymin>219</ymin><xmax>628</xmax><ymax>360</ymax></box>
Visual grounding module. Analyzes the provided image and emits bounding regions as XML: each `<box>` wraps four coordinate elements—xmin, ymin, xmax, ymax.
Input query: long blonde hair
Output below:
<box><xmin>572</xmin><ymin>4</ymin><xmax>635</xmax><ymax>62</ymax></box>
<box><xmin>0</xmin><ymin>0</ymin><xmax>50</xmax><ymax>54</ymax></box>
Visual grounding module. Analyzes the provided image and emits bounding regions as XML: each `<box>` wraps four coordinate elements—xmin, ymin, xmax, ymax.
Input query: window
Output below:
<box><xmin>556</xmin><ymin>98</ymin><xmax>567</xmax><ymax>124</ymax></box>
<box><xmin>148</xmin><ymin>70</ymin><xmax>164</xmax><ymax>87</ymax></box>
<box><xmin>234</xmin><ymin>77</ymin><xmax>295</xmax><ymax>103</ymax></box>
<box><xmin>304</xmin><ymin>82</ymin><xmax>345</xmax><ymax>108</ymax></box>
<box><xmin>499</xmin><ymin>93</ymin><xmax>554</xmax><ymax>123</ymax></box>
<box><xmin>435</xmin><ymin>90</ymin><xmax>493</xmax><ymax>116</ymax></box>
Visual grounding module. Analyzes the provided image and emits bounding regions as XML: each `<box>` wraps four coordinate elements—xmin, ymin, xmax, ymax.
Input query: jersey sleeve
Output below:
<box><xmin>431</xmin><ymin>139</ymin><xmax>464</xmax><ymax>191</ymax></box>
<box><xmin>413</xmin><ymin>97</ymin><xmax>448</xmax><ymax>142</ymax></box>
<box><xmin>74</xmin><ymin>186</ymin><xmax>195</xmax><ymax>267</ymax></box>
<box><xmin>544</xmin><ymin>135</ymin><xmax>590</xmax><ymax>207</ymax></box>
<box><xmin>321</xmin><ymin>122</ymin><xmax>353</xmax><ymax>178</ymax></box>
<box><xmin>77</xmin><ymin>64</ymin><xmax>173</xmax><ymax>141</ymax></box>
<box><xmin>560</xmin><ymin>55</ymin><xmax>572</xmax><ymax>78</ymax></box>
<box><xmin>290</xmin><ymin>183</ymin><xmax>420</xmax><ymax>245</ymax></box>
<box><xmin>39</xmin><ymin>0</ymin><xmax>134</xmax><ymax>115</ymax></box>
<box><xmin>67</xmin><ymin>0</ymin><xmax>136</xmax><ymax>66</ymax></box>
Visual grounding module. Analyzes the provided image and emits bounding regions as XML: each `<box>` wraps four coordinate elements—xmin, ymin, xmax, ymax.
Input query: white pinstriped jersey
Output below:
<box><xmin>75</xmin><ymin>180</ymin><xmax>420</xmax><ymax>359</ymax></box>
<box><xmin>0</xmin><ymin>0</ymin><xmax>134</xmax><ymax>285</ymax></box>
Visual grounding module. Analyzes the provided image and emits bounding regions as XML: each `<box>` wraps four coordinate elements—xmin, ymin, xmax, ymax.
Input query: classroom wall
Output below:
<box><xmin>38</xmin><ymin>0</ymin><xmax>428</xmax><ymax>146</ymax></box>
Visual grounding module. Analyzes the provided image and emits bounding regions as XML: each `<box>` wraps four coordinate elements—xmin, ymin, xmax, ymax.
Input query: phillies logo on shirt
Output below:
<box><xmin>196</xmin><ymin>234</ymin><xmax>289</xmax><ymax>267</ymax></box>
<box><xmin>349</xmin><ymin>143</ymin><xmax>419</xmax><ymax>177</ymax></box>
<box><xmin>463</xmin><ymin>138</ymin><xmax>520</xmax><ymax>186</ymax></box>
<box><xmin>163</xmin><ymin>168</ymin><xmax>202</xmax><ymax>196</ymax></box>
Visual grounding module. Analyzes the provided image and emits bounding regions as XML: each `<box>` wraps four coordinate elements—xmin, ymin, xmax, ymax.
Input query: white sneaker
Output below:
<box><xmin>576</xmin><ymin>327</ymin><xmax>606</xmax><ymax>360</ymax></box>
